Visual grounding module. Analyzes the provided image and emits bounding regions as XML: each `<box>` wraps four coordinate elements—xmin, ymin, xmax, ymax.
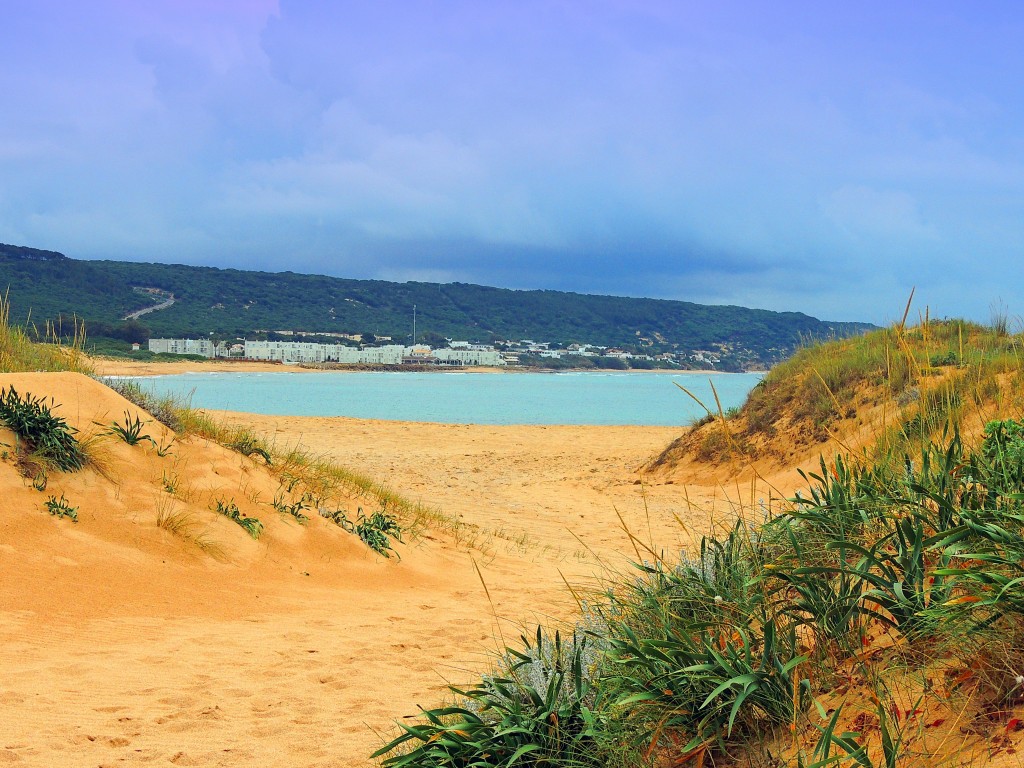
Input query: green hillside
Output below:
<box><xmin>0</xmin><ymin>242</ymin><xmax>873</xmax><ymax>367</ymax></box>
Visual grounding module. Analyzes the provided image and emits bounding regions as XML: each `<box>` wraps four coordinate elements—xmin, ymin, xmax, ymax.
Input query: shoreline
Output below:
<box><xmin>92</xmin><ymin>356</ymin><xmax>756</xmax><ymax>378</ymax></box>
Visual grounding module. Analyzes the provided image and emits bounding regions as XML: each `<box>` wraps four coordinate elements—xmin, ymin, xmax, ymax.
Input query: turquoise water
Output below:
<box><xmin>126</xmin><ymin>371</ymin><xmax>763</xmax><ymax>426</ymax></box>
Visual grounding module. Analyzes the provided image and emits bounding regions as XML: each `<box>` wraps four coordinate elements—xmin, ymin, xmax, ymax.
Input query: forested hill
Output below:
<box><xmin>0</xmin><ymin>243</ymin><xmax>874</xmax><ymax>366</ymax></box>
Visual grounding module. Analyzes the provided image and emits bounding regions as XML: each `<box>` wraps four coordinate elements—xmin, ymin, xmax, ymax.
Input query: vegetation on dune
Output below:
<box><xmin>0</xmin><ymin>289</ymin><xmax>92</xmax><ymax>375</ymax></box>
<box><xmin>376</xmin><ymin>313</ymin><xmax>1024</xmax><ymax>768</ymax></box>
<box><xmin>0</xmin><ymin>386</ymin><xmax>87</xmax><ymax>472</ymax></box>
<box><xmin>376</xmin><ymin>420</ymin><xmax>1024</xmax><ymax>768</ymax></box>
<box><xmin>0</xmin><ymin>291</ymin><xmax>416</xmax><ymax>555</ymax></box>
<box><xmin>651</xmin><ymin>310</ymin><xmax>1024</xmax><ymax>469</ymax></box>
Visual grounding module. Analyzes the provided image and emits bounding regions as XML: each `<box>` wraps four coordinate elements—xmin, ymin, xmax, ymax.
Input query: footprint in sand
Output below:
<box><xmin>313</xmin><ymin>673</ymin><xmax>346</xmax><ymax>689</ymax></box>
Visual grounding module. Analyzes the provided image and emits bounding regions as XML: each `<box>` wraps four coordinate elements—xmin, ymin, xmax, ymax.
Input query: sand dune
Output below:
<box><xmin>0</xmin><ymin>371</ymin><xmax>798</xmax><ymax>766</ymax></box>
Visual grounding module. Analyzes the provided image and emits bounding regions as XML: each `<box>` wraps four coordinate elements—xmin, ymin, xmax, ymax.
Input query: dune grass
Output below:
<box><xmin>376</xmin><ymin>420</ymin><xmax>1024</xmax><ymax>768</ymax></box>
<box><xmin>155</xmin><ymin>496</ymin><xmax>227</xmax><ymax>559</ymax></box>
<box><xmin>376</xmin><ymin>316</ymin><xmax>1024</xmax><ymax>768</ymax></box>
<box><xmin>0</xmin><ymin>293</ymin><xmax>92</xmax><ymax>375</ymax></box>
<box><xmin>661</xmin><ymin>312</ymin><xmax>1024</xmax><ymax>471</ymax></box>
<box><xmin>0</xmin><ymin>292</ymin><xmax>423</xmax><ymax>554</ymax></box>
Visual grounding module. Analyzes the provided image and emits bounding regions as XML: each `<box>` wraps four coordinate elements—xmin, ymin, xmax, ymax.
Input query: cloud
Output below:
<box><xmin>822</xmin><ymin>186</ymin><xmax>938</xmax><ymax>242</ymax></box>
<box><xmin>0</xmin><ymin>1</ymin><xmax>1023</xmax><ymax>325</ymax></box>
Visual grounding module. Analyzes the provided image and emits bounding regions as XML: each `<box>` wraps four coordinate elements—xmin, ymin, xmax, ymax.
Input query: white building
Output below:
<box><xmin>433</xmin><ymin>348</ymin><xmax>507</xmax><ymax>367</ymax></box>
<box><xmin>150</xmin><ymin>338</ymin><xmax>502</xmax><ymax>366</ymax></box>
<box><xmin>148</xmin><ymin>338</ymin><xmax>217</xmax><ymax>358</ymax></box>
<box><xmin>242</xmin><ymin>340</ymin><xmax>406</xmax><ymax>365</ymax></box>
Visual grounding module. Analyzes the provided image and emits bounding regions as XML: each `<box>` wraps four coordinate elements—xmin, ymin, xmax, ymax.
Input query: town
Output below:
<box><xmin>147</xmin><ymin>334</ymin><xmax>729</xmax><ymax>369</ymax></box>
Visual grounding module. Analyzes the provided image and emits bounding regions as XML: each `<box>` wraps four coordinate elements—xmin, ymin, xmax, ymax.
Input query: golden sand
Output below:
<box><xmin>0</xmin><ymin>368</ymin><xmax>799</xmax><ymax>766</ymax></box>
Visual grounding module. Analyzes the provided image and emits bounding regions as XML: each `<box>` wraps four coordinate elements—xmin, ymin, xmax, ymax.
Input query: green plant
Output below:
<box><xmin>981</xmin><ymin>419</ymin><xmax>1024</xmax><ymax>494</ymax></box>
<box><xmin>804</xmin><ymin>689</ymin><xmax>920</xmax><ymax>768</ymax></box>
<box><xmin>375</xmin><ymin>627</ymin><xmax>605</xmax><ymax>768</ymax></box>
<box><xmin>612</xmin><ymin>612</ymin><xmax>809</xmax><ymax>756</ymax></box>
<box><xmin>44</xmin><ymin>493</ymin><xmax>78</xmax><ymax>522</ymax></box>
<box><xmin>271</xmin><ymin>492</ymin><xmax>309</xmax><ymax>523</ymax></box>
<box><xmin>324</xmin><ymin>505</ymin><xmax>403</xmax><ymax>558</ymax></box>
<box><xmin>765</xmin><ymin>523</ymin><xmax>867</xmax><ymax>650</ymax></box>
<box><xmin>154</xmin><ymin>434</ymin><xmax>175</xmax><ymax>457</ymax></box>
<box><xmin>31</xmin><ymin>470</ymin><xmax>47</xmax><ymax>491</ymax></box>
<box><xmin>0</xmin><ymin>386</ymin><xmax>86</xmax><ymax>471</ymax></box>
<box><xmin>929</xmin><ymin>350</ymin><xmax>959</xmax><ymax>367</ymax></box>
<box><xmin>107</xmin><ymin>409</ymin><xmax>156</xmax><ymax>447</ymax></box>
<box><xmin>227</xmin><ymin>431</ymin><xmax>272</xmax><ymax>464</ymax></box>
<box><xmin>100</xmin><ymin>377</ymin><xmax>184</xmax><ymax>432</ymax></box>
<box><xmin>161</xmin><ymin>470</ymin><xmax>178</xmax><ymax>495</ymax></box>
<box><xmin>212</xmin><ymin>497</ymin><xmax>264</xmax><ymax>540</ymax></box>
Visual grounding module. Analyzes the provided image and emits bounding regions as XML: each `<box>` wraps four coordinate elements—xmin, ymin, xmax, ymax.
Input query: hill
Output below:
<box><xmin>0</xmin><ymin>242</ymin><xmax>874</xmax><ymax>368</ymax></box>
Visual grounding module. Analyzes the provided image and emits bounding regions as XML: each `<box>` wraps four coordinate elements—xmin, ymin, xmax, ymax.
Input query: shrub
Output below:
<box><xmin>374</xmin><ymin>626</ymin><xmax>606</xmax><ymax>768</ymax></box>
<box><xmin>0</xmin><ymin>386</ymin><xmax>86</xmax><ymax>471</ymax></box>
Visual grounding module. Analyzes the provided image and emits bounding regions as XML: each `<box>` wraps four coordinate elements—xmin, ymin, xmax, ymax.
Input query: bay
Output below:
<box><xmin>127</xmin><ymin>370</ymin><xmax>763</xmax><ymax>426</ymax></box>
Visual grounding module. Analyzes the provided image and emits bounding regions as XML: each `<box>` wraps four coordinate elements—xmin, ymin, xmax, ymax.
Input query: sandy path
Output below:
<box><xmin>214</xmin><ymin>413</ymin><xmax>703</xmax><ymax>578</ymax></box>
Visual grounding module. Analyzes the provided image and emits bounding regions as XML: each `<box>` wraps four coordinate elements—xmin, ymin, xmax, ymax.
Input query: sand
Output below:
<box><xmin>0</xmin><ymin>370</ymin><xmax>796</xmax><ymax>767</ymax></box>
<box><xmin>91</xmin><ymin>359</ymin><xmax>314</xmax><ymax>377</ymax></box>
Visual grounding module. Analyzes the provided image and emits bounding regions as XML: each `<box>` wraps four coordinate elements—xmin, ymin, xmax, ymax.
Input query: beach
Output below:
<box><xmin>0</xmin><ymin>348</ymin><xmax>812</xmax><ymax>767</ymax></box>
<box><xmin>2</xmin><ymin>369</ymin><xmax>785</xmax><ymax>767</ymax></box>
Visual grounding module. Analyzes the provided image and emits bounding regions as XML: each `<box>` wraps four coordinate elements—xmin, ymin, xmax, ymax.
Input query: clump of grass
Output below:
<box><xmin>161</xmin><ymin>470</ymin><xmax>178</xmax><ymax>495</ymax></box>
<box><xmin>0</xmin><ymin>386</ymin><xmax>86</xmax><ymax>471</ymax></box>
<box><xmin>155</xmin><ymin>498</ymin><xmax>194</xmax><ymax>537</ymax></box>
<box><xmin>211</xmin><ymin>496</ymin><xmax>264</xmax><ymax>540</ymax></box>
<box><xmin>322</xmin><ymin>504</ymin><xmax>403</xmax><ymax>558</ymax></box>
<box><xmin>271</xmin><ymin>491</ymin><xmax>310</xmax><ymax>523</ymax></box>
<box><xmin>100</xmin><ymin>377</ymin><xmax>185</xmax><ymax>432</ymax></box>
<box><xmin>155</xmin><ymin>497</ymin><xmax>227</xmax><ymax>559</ymax></box>
<box><xmin>44</xmin><ymin>493</ymin><xmax>78</xmax><ymax>522</ymax></box>
<box><xmin>106</xmin><ymin>409</ymin><xmax>157</xmax><ymax>447</ymax></box>
<box><xmin>227</xmin><ymin>431</ymin><xmax>272</xmax><ymax>464</ymax></box>
<box><xmin>380</xmin><ymin>417</ymin><xmax>1024</xmax><ymax>768</ymax></box>
<box><xmin>0</xmin><ymin>292</ymin><xmax>92</xmax><ymax>374</ymax></box>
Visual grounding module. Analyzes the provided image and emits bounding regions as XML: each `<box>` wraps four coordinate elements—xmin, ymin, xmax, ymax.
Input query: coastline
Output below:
<box><xmin>92</xmin><ymin>356</ymin><xmax>753</xmax><ymax>378</ymax></box>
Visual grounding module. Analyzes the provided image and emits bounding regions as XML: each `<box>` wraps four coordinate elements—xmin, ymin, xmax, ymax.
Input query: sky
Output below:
<box><xmin>1</xmin><ymin>1</ymin><xmax>1021</xmax><ymax>325</ymax></box>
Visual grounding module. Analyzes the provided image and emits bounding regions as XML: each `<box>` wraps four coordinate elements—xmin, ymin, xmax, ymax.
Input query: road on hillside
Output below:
<box><xmin>123</xmin><ymin>292</ymin><xmax>175</xmax><ymax>321</ymax></box>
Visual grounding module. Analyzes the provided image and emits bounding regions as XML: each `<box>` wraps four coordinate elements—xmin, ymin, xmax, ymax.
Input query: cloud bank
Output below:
<box><xmin>1</xmin><ymin>1</ymin><xmax>1021</xmax><ymax>324</ymax></box>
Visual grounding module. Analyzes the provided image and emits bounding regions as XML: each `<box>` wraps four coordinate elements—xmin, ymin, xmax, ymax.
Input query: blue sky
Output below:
<box><xmin>1</xmin><ymin>1</ymin><xmax>1021</xmax><ymax>325</ymax></box>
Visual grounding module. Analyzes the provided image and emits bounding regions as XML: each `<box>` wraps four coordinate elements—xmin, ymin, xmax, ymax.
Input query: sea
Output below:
<box><xmin>124</xmin><ymin>370</ymin><xmax>763</xmax><ymax>426</ymax></box>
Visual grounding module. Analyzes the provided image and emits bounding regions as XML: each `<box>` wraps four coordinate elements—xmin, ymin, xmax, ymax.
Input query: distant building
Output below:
<box><xmin>149</xmin><ymin>338</ymin><xmax>507</xmax><ymax>367</ymax></box>
<box><xmin>433</xmin><ymin>348</ymin><xmax>507</xmax><ymax>367</ymax></box>
<box><xmin>148</xmin><ymin>338</ymin><xmax>217</xmax><ymax>358</ymax></box>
